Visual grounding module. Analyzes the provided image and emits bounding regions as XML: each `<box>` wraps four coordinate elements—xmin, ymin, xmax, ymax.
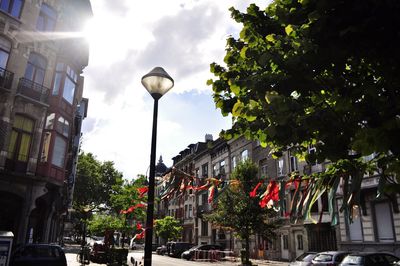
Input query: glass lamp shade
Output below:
<box><xmin>141</xmin><ymin>67</ymin><xmax>174</xmax><ymax>99</ymax></box>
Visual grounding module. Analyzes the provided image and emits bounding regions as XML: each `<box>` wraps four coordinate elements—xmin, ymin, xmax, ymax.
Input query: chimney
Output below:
<box><xmin>205</xmin><ymin>134</ymin><xmax>213</xmax><ymax>142</ymax></box>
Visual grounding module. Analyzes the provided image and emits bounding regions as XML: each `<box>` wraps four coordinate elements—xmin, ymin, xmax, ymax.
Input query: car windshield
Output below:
<box><xmin>314</xmin><ymin>254</ymin><xmax>333</xmax><ymax>262</ymax></box>
<box><xmin>341</xmin><ymin>256</ymin><xmax>363</xmax><ymax>264</ymax></box>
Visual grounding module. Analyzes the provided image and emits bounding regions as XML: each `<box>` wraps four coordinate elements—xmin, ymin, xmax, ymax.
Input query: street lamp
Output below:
<box><xmin>141</xmin><ymin>67</ymin><xmax>174</xmax><ymax>266</ymax></box>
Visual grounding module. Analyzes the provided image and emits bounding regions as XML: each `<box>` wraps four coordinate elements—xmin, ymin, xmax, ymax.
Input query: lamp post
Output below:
<box><xmin>141</xmin><ymin>67</ymin><xmax>174</xmax><ymax>266</ymax></box>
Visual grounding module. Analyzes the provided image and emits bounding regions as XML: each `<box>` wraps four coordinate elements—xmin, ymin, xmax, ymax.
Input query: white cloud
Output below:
<box><xmin>81</xmin><ymin>0</ymin><xmax>267</xmax><ymax>178</ymax></box>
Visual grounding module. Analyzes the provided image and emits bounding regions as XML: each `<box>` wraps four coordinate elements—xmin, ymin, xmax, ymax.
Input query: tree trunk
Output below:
<box><xmin>241</xmin><ymin>234</ymin><xmax>250</xmax><ymax>266</ymax></box>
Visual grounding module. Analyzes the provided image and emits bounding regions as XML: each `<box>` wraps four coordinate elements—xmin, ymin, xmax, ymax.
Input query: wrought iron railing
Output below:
<box><xmin>17</xmin><ymin>77</ymin><xmax>50</xmax><ymax>104</ymax></box>
<box><xmin>0</xmin><ymin>66</ymin><xmax>14</xmax><ymax>90</ymax></box>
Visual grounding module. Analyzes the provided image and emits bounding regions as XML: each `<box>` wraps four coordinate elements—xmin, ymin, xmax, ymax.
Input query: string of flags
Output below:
<box><xmin>122</xmin><ymin>167</ymin><xmax>358</xmax><ymax>227</ymax></box>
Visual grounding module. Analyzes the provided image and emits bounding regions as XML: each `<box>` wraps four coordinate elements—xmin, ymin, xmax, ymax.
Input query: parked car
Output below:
<box><xmin>168</xmin><ymin>242</ymin><xmax>195</xmax><ymax>257</ymax></box>
<box><xmin>339</xmin><ymin>252</ymin><xmax>400</xmax><ymax>266</ymax></box>
<box><xmin>181</xmin><ymin>244</ymin><xmax>223</xmax><ymax>260</ymax></box>
<box><xmin>152</xmin><ymin>243</ymin><xmax>160</xmax><ymax>251</ymax></box>
<box><xmin>156</xmin><ymin>245</ymin><xmax>167</xmax><ymax>255</ymax></box>
<box><xmin>10</xmin><ymin>244</ymin><xmax>67</xmax><ymax>266</ymax></box>
<box><xmin>289</xmin><ymin>252</ymin><xmax>317</xmax><ymax>266</ymax></box>
<box><xmin>312</xmin><ymin>251</ymin><xmax>350</xmax><ymax>266</ymax></box>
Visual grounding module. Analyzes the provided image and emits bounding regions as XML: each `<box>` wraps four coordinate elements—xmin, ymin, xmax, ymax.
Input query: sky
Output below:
<box><xmin>81</xmin><ymin>0</ymin><xmax>268</xmax><ymax>179</ymax></box>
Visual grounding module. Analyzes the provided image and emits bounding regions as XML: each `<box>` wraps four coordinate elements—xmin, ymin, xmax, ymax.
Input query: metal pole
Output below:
<box><xmin>144</xmin><ymin>98</ymin><xmax>159</xmax><ymax>266</ymax></box>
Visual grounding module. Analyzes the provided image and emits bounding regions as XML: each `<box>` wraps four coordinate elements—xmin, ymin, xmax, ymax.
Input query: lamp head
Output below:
<box><xmin>141</xmin><ymin>67</ymin><xmax>174</xmax><ymax>100</ymax></box>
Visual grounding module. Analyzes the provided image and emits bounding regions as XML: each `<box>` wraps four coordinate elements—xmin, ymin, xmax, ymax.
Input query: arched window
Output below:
<box><xmin>7</xmin><ymin>115</ymin><xmax>34</xmax><ymax>163</ymax></box>
<box><xmin>24</xmin><ymin>53</ymin><xmax>47</xmax><ymax>85</ymax></box>
<box><xmin>36</xmin><ymin>3</ymin><xmax>57</xmax><ymax>31</ymax></box>
<box><xmin>0</xmin><ymin>36</ymin><xmax>11</xmax><ymax>70</ymax></box>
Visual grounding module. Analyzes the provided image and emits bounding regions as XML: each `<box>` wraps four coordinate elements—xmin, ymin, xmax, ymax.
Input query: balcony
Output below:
<box><xmin>0</xmin><ymin>67</ymin><xmax>14</xmax><ymax>91</ymax></box>
<box><xmin>17</xmin><ymin>78</ymin><xmax>49</xmax><ymax>105</ymax></box>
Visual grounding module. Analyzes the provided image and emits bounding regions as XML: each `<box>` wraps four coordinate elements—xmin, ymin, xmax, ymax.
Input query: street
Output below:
<box><xmin>64</xmin><ymin>245</ymin><xmax>287</xmax><ymax>266</ymax></box>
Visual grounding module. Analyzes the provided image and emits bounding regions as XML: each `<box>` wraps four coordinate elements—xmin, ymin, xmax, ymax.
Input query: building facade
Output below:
<box><xmin>0</xmin><ymin>0</ymin><xmax>91</xmax><ymax>245</ymax></box>
<box><xmin>157</xmin><ymin>134</ymin><xmax>400</xmax><ymax>261</ymax></box>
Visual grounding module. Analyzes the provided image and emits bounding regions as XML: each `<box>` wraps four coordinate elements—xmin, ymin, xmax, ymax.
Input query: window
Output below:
<box><xmin>185</xmin><ymin>205</ymin><xmax>188</xmax><ymax>219</ymax></box>
<box><xmin>374</xmin><ymin>201</ymin><xmax>395</xmax><ymax>242</ymax></box>
<box><xmin>297</xmin><ymin>234</ymin><xmax>303</xmax><ymax>250</ymax></box>
<box><xmin>348</xmin><ymin>211</ymin><xmax>363</xmax><ymax>242</ymax></box>
<box><xmin>241</xmin><ymin>149</ymin><xmax>248</xmax><ymax>161</ymax></box>
<box><xmin>201</xmin><ymin>163</ymin><xmax>208</xmax><ymax>177</ymax></box>
<box><xmin>308</xmin><ymin>146</ymin><xmax>317</xmax><ymax>165</ymax></box>
<box><xmin>232</xmin><ymin>156</ymin><xmax>237</xmax><ymax>169</ymax></box>
<box><xmin>0</xmin><ymin>36</ymin><xmax>11</xmax><ymax>69</ymax></box>
<box><xmin>52</xmin><ymin>135</ymin><xmax>66</xmax><ymax>167</ymax></box>
<box><xmin>45</xmin><ymin>113</ymin><xmax>55</xmax><ymax>129</ymax></box>
<box><xmin>56</xmin><ymin>116</ymin><xmax>69</xmax><ymax>137</ymax></box>
<box><xmin>219</xmin><ymin>160</ymin><xmax>225</xmax><ymax>175</ymax></box>
<box><xmin>202</xmin><ymin>194</ymin><xmax>207</xmax><ymax>206</ymax></box>
<box><xmin>278</xmin><ymin>158</ymin><xmax>284</xmax><ymax>176</ymax></box>
<box><xmin>195</xmin><ymin>168</ymin><xmax>199</xmax><ymax>179</ymax></box>
<box><xmin>289</xmin><ymin>154</ymin><xmax>298</xmax><ymax>172</ymax></box>
<box><xmin>213</xmin><ymin>163</ymin><xmax>219</xmax><ymax>177</ymax></box>
<box><xmin>282</xmin><ymin>235</ymin><xmax>288</xmax><ymax>250</ymax></box>
<box><xmin>189</xmin><ymin>205</ymin><xmax>192</xmax><ymax>218</ymax></box>
<box><xmin>0</xmin><ymin>0</ymin><xmax>23</xmax><ymax>18</ymax></box>
<box><xmin>40</xmin><ymin>131</ymin><xmax>51</xmax><ymax>162</ymax></box>
<box><xmin>260</xmin><ymin>159</ymin><xmax>267</xmax><ymax>177</ymax></box>
<box><xmin>36</xmin><ymin>3</ymin><xmax>56</xmax><ymax>31</ymax></box>
<box><xmin>52</xmin><ymin>63</ymin><xmax>78</xmax><ymax>104</ymax></box>
<box><xmin>201</xmin><ymin>220</ymin><xmax>208</xmax><ymax>236</ymax></box>
<box><xmin>7</xmin><ymin>115</ymin><xmax>34</xmax><ymax>162</ymax></box>
<box><xmin>24</xmin><ymin>53</ymin><xmax>46</xmax><ymax>85</ymax></box>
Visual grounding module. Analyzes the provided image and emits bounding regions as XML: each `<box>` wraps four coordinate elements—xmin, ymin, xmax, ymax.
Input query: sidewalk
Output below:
<box><xmin>249</xmin><ymin>258</ymin><xmax>287</xmax><ymax>266</ymax></box>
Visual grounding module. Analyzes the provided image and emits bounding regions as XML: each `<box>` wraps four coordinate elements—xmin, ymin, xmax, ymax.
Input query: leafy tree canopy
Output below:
<box><xmin>87</xmin><ymin>214</ymin><xmax>125</xmax><ymax>236</ymax></box>
<box><xmin>209</xmin><ymin>0</ymin><xmax>400</xmax><ymax>189</ymax></box>
<box><xmin>154</xmin><ymin>216</ymin><xmax>183</xmax><ymax>243</ymax></box>
<box><xmin>73</xmin><ymin>152</ymin><xmax>123</xmax><ymax>212</ymax></box>
<box><xmin>110</xmin><ymin>175</ymin><xmax>147</xmax><ymax>219</ymax></box>
<box><xmin>205</xmin><ymin>160</ymin><xmax>279</xmax><ymax>265</ymax></box>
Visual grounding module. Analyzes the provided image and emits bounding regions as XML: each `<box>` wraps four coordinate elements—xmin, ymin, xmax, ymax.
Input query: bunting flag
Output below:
<box><xmin>208</xmin><ymin>185</ymin><xmax>216</xmax><ymax>204</ymax></box>
<box><xmin>250</xmin><ymin>181</ymin><xmax>263</xmax><ymax>198</ymax></box>
<box><xmin>138</xmin><ymin>187</ymin><xmax>149</xmax><ymax>198</ymax></box>
<box><xmin>155</xmin><ymin>165</ymin><xmax>361</xmax><ymax>225</ymax></box>
<box><xmin>259</xmin><ymin>181</ymin><xmax>280</xmax><ymax>208</ymax></box>
<box><xmin>120</xmin><ymin>203</ymin><xmax>147</xmax><ymax>214</ymax></box>
<box><xmin>136</xmin><ymin>223</ymin><xmax>142</xmax><ymax>230</ymax></box>
<box><xmin>134</xmin><ymin>229</ymin><xmax>145</xmax><ymax>239</ymax></box>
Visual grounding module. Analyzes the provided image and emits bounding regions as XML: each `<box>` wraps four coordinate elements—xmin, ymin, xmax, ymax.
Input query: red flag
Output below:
<box><xmin>208</xmin><ymin>186</ymin><xmax>215</xmax><ymax>204</ymax></box>
<box><xmin>138</xmin><ymin>187</ymin><xmax>149</xmax><ymax>198</ymax></box>
<box><xmin>135</xmin><ymin>230</ymin><xmax>145</xmax><ymax>239</ymax></box>
<box><xmin>250</xmin><ymin>181</ymin><xmax>263</xmax><ymax>198</ymax></box>
<box><xmin>136</xmin><ymin>223</ymin><xmax>142</xmax><ymax>230</ymax></box>
<box><xmin>259</xmin><ymin>181</ymin><xmax>279</xmax><ymax>208</ymax></box>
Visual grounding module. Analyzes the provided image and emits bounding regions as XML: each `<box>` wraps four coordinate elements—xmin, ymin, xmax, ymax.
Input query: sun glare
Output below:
<box><xmin>83</xmin><ymin>16</ymin><xmax>136</xmax><ymax>65</ymax></box>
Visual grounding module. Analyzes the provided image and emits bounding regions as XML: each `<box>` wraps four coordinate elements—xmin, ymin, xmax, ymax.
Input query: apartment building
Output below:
<box><xmin>160</xmin><ymin>134</ymin><xmax>400</xmax><ymax>260</ymax></box>
<box><xmin>336</xmin><ymin>164</ymin><xmax>400</xmax><ymax>256</ymax></box>
<box><xmin>0</xmin><ymin>0</ymin><xmax>91</xmax><ymax>245</ymax></box>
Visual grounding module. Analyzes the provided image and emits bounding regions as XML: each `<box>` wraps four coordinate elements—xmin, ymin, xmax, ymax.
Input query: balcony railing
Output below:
<box><xmin>17</xmin><ymin>78</ymin><xmax>49</xmax><ymax>104</ymax></box>
<box><xmin>0</xmin><ymin>67</ymin><xmax>14</xmax><ymax>91</ymax></box>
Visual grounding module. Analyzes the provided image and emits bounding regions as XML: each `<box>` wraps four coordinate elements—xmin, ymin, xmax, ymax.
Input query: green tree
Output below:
<box><xmin>205</xmin><ymin>160</ymin><xmax>279</xmax><ymax>266</ymax></box>
<box><xmin>154</xmin><ymin>216</ymin><xmax>183</xmax><ymax>243</ymax></box>
<box><xmin>87</xmin><ymin>214</ymin><xmax>125</xmax><ymax>236</ymax></box>
<box><xmin>209</xmin><ymin>1</ymin><xmax>400</xmax><ymax>192</ymax></box>
<box><xmin>73</xmin><ymin>152</ymin><xmax>123</xmax><ymax>211</ymax></box>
